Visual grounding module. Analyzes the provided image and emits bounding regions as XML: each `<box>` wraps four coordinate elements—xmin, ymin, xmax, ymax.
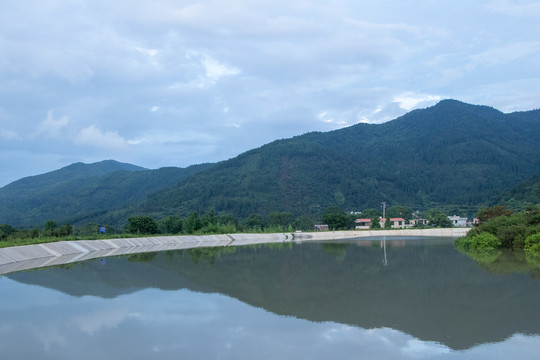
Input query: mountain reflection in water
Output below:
<box><xmin>5</xmin><ymin>237</ymin><xmax>540</xmax><ymax>358</ymax></box>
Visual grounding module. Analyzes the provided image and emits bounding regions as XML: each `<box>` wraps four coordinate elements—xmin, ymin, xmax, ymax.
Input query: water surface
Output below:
<box><xmin>1</xmin><ymin>237</ymin><xmax>540</xmax><ymax>359</ymax></box>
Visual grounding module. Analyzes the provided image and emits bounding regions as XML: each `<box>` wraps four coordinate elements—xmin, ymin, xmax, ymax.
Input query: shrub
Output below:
<box><xmin>470</xmin><ymin>232</ymin><xmax>501</xmax><ymax>251</ymax></box>
<box><xmin>524</xmin><ymin>233</ymin><xmax>540</xmax><ymax>253</ymax></box>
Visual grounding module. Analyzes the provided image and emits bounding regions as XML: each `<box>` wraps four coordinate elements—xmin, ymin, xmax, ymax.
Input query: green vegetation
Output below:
<box><xmin>1</xmin><ymin>203</ymin><xmax>459</xmax><ymax>249</ymax></box>
<box><xmin>370</xmin><ymin>216</ymin><xmax>382</xmax><ymax>229</ymax></box>
<box><xmin>1</xmin><ymin>100</ymin><xmax>539</xmax><ymax>229</ymax></box>
<box><xmin>457</xmin><ymin>205</ymin><xmax>540</xmax><ymax>250</ymax></box>
<box><xmin>321</xmin><ymin>207</ymin><xmax>351</xmax><ymax>230</ymax></box>
<box><xmin>425</xmin><ymin>209</ymin><xmax>453</xmax><ymax>228</ymax></box>
<box><xmin>455</xmin><ymin>232</ymin><xmax>501</xmax><ymax>251</ymax></box>
<box><xmin>492</xmin><ymin>175</ymin><xmax>540</xmax><ymax>211</ymax></box>
<box><xmin>127</xmin><ymin>216</ymin><xmax>159</xmax><ymax>235</ymax></box>
<box><xmin>138</xmin><ymin>100</ymin><xmax>539</xmax><ymax>220</ymax></box>
<box><xmin>384</xmin><ymin>216</ymin><xmax>392</xmax><ymax>229</ymax></box>
<box><xmin>455</xmin><ymin>205</ymin><xmax>540</xmax><ymax>267</ymax></box>
<box><xmin>525</xmin><ymin>233</ymin><xmax>540</xmax><ymax>252</ymax></box>
<box><xmin>386</xmin><ymin>206</ymin><xmax>413</xmax><ymax>220</ymax></box>
<box><xmin>0</xmin><ymin>160</ymin><xmax>214</xmax><ymax>228</ymax></box>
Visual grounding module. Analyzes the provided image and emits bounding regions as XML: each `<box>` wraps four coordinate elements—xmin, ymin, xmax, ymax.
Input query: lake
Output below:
<box><xmin>1</xmin><ymin>236</ymin><xmax>540</xmax><ymax>359</ymax></box>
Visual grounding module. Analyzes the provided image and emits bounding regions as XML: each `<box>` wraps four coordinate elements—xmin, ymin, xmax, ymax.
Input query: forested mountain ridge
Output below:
<box><xmin>493</xmin><ymin>175</ymin><xmax>540</xmax><ymax>209</ymax></box>
<box><xmin>1</xmin><ymin>160</ymin><xmax>145</xmax><ymax>198</ymax></box>
<box><xmin>0</xmin><ymin>161</ymin><xmax>214</xmax><ymax>227</ymax></box>
<box><xmin>1</xmin><ymin>100</ymin><xmax>539</xmax><ymax>228</ymax></box>
<box><xmin>136</xmin><ymin>100</ymin><xmax>540</xmax><ymax>219</ymax></box>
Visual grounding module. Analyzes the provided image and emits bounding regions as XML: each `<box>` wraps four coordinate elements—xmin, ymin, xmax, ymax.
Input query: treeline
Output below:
<box><xmin>1</xmin><ymin>205</ymin><xmax>461</xmax><ymax>248</ymax></box>
<box><xmin>126</xmin><ymin>210</ymin><xmax>317</xmax><ymax>235</ymax></box>
<box><xmin>0</xmin><ymin>210</ymin><xmax>315</xmax><ymax>245</ymax></box>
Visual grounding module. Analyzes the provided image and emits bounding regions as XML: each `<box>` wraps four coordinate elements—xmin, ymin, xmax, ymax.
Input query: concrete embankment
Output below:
<box><xmin>0</xmin><ymin>228</ymin><xmax>470</xmax><ymax>275</ymax></box>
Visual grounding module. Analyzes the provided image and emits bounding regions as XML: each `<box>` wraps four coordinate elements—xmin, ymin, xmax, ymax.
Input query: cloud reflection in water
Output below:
<box><xmin>1</xmin><ymin>277</ymin><xmax>539</xmax><ymax>359</ymax></box>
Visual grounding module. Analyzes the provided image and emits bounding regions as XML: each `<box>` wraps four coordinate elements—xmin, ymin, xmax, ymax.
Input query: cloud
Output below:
<box><xmin>467</xmin><ymin>41</ymin><xmax>540</xmax><ymax>69</ymax></box>
<box><xmin>393</xmin><ymin>93</ymin><xmax>442</xmax><ymax>111</ymax></box>
<box><xmin>75</xmin><ymin>125</ymin><xmax>129</xmax><ymax>149</ymax></box>
<box><xmin>34</xmin><ymin>111</ymin><xmax>70</xmax><ymax>137</ymax></box>
<box><xmin>485</xmin><ymin>0</ymin><xmax>540</xmax><ymax>16</ymax></box>
<box><xmin>127</xmin><ymin>131</ymin><xmax>218</xmax><ymax>149</ymax></box>
<box><xmin>202</xmin><ymin>56</ymin><xmax>241</xmax><ymax>82</ymax></box>
<box><xmin>135</xmin><ymin>47</ymin><xmax>158</xmax><ymax>57</ymax></box>
<box><xmin>0</xmin><ymin>0</ymin><xmax>539</xmax><ymax>184</ymax></box>
<box><xmin>72</xmin><ymin>309</ymin><xmax>129</xmax><ymax>335</ymax></box>
<box><xmin>401</xmin><ymin>339</ymin><xmax>451</xmax><ymax>357</ymax></box>
<box><xmin>0</xmin><ymin>129</ymin><xmax>20</xmax><ymax>141</ymax></box>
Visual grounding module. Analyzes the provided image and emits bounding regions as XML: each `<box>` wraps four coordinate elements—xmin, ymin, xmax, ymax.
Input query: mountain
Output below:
<box><xmin>0</xmin><ymin>160</ymin><xmax>214</xmax><ymax>228</ymax></box>
<box><xmin>492</xmin><ymin>175</ymin><xmax>540</xmax><ymax>209</ymax></box>
<box><xmin>1</xmin><ymin>99</ymin><xmax>539</xmax><ymax>227</ymax></box>
<box><xmin>1</xmin><ymin>160</ymin><xmax>145</xmax><ymax>196</ymax></box>
<box><xmin>135</xmin><ymin>100</ymin><xmax>540</xmax><ymax>219</ymax></box>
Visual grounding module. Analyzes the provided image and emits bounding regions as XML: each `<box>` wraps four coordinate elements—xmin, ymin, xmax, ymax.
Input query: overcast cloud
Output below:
<box><xmin>1</xmin><ymin>0</ymin><xmax>539</xmax><ymax>186</ymax></box>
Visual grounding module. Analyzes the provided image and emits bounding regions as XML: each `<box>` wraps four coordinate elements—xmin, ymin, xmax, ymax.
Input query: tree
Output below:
<box><xmin>386</xmin><ymin>206</ymin><xmax>413</xmax><ymax>220</ymax></box>
<box><xmin>243</xmin><ymin>213</ymin><xmax>264</xmax><ymax>231</ymax></box>
<box><xmin>201</xmin><ymin>209</ymin><xmax>216</xmax><ymax>228</ymax></box>
<box><xmin>0</xmin><ymin>224</ymin><xmax>16</xmax><ymax>240</ymax></box>
<box><xmin>477</xmin><ymin>205</ymin><xmax>513</xmax><ymax>225</ymax></box>
<box><xmin>57</xmin><ymin>224</ymin><xmax>74</xmax><ymax>237</ymax></box>
<box><xmin>159</xmin><ymin>216</ymin><xmax>183</xmax><ymax>234</ymax></box>
<box><xmin>293</xmin><ymin>215</ymin><xmax>314</xmax><ymax>231</ymax></box>
<box><xmin>333</xmin><ymin>191</ymin><xmax>345</xmax><ymax>206</ymax></box>
<box><xmin>384</xmin><ymin>216</ymin><xmax>392</xmax><ymax>229</ymax></box>
<box><xmin>322</xmin><ymin>207</ymin><xmax>350</xmax><ymax>230</ymax></box>
<box><xmin>267</xmin><ymin>212</ymin><xmax>295</xmax><ymax>229</ymax></box>
<box><xmin>183</xmin><ymin>212</ymin><xmax>202</xmax><ymax>233</ymax></box>
<box><xmin>361</xmin><ymin>208</ymin><xmax>381</xmax><ymax>219</ymax></box>
<box><xmin>127</xmin><ymin>216</ymin><xmax>159</xmax><ymax>235</ymax></box>
<box><xmin>425</xmin><ymin>209</ymin><xmax>453</xmax><ymax>228</ymax></box>
<box><xmin>43</xmin><ymin>220</ymin><xmax>57</xmax><ymax>235</ymax></box>
<box><xmin>370</xmin><ymin>215</ymin><xmax>381</xmax><ymax>229</ymax></box>
<box><xmin>217</xmin><ymin>213</ymin><xmax>239</xmax><ymax>227</ymax></box>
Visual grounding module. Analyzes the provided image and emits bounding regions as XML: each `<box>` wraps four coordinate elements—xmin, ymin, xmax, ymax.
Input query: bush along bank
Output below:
<box><xmin>455</xmin><ymin>205</ymin><xmax>540</xmax><ymax>267</ymax></box>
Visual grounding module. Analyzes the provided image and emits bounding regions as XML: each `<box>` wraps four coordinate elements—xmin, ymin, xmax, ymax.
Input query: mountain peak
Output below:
<box><xmin>2</xmin><ymin>160</ymin><xmax>146</xmax><ymax>191</ymax></box>
<box><xmin>431</xmin><ymin>99</ymin><xmax>502</xmax><ymax>115</ymax></box>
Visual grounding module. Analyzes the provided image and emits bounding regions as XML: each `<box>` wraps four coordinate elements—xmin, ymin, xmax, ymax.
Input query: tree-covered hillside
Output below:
<box><xmin>0</xmin><ymin>161</ymin><xmax>214</xmax><ymax>227</ymax></box>
<box><xmin>136</xmin><ymin>100</ymin><xmax>540</xmax><ymax>219</ymax></box>
<box><xmin>1</xmin><ymin>100</ymin><xmax>539</xmax><ymax>228</ymax></box>
<box><xmin>491</xmin><ymin>175</ymin><xmax>540</xmax><ymax>210</ymax></box>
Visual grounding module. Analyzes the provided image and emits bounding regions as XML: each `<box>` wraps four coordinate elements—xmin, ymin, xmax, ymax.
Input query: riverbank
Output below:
<box><xmin>0</xmin><ymin>228</ymin><xmax>470</xmax><ymax>275</ymax></box>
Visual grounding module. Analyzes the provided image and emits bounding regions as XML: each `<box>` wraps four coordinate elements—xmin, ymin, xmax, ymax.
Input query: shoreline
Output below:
<box><xmin>0</xmin><ymin>228</ymin><xmax>470</xmax><ymax>275</ymax></box>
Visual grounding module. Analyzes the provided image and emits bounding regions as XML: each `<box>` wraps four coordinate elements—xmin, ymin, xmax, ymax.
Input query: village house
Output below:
<box><xmin>354</xmin><ymin>217</ymin><xmax>408</xmax><ymax>229</ymax></box>
<box><xmin>408</xmin><ymin>218</ymin><xmax>429</xmax><ymax>227</ymax></box>
<box><xmin>314</xmin><ymin>224</ymin><xmax>329</xmax><ymax>231</ymax></box>
<box><xmin>448</xmin><ymin>215</ymin><xmax>468</xmax><ymax>227</ymax></box>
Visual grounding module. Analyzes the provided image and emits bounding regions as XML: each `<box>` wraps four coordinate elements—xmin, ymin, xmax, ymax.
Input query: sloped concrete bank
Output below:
<box><xmin>0</xmin><ymin>228</ymin><xmax>470</xmax><ymax>275</ymax></box>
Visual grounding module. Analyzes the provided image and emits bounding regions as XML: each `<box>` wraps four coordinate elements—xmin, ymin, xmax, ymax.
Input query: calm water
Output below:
<box><xmin>1</xmin><ymin>237</ymin><xmax>540</xmax><ymax>359</ymax></box>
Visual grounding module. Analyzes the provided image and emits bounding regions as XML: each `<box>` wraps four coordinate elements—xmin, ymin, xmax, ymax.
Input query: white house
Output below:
<box><xmin>448</xmin><ymin>215</ymin><xmax>467</xmax><ymax>227</ymax></box>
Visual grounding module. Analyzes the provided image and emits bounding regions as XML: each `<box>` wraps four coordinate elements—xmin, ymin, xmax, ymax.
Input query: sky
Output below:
<box><xmin>1</xmin><ymin>0</ymin><xmax>539</xmax><ymax>186</ymax></box>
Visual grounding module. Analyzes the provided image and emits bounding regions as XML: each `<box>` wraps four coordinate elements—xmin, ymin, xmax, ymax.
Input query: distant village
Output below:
<box><xmin>352</xmin><ymin>215</ymin><xmax>471</xmax><ymax>229</ymax></box>
<box><xmin>314</xmin><ymin>214</ymin><xmax>473</xmax><ymax>232</ymax></box>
